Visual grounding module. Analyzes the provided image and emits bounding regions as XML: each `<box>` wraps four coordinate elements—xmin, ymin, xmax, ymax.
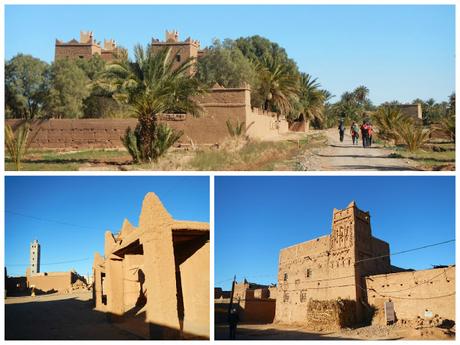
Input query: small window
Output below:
<box><xmin>283</xmin><ymin>273</ymin><xmax>288</xmax><ymax>281</ymax></box>
<box><xmin>79</xmin><ymin>56</ymin><xmax>84</xmax><ymax>59</ymax></box>
<box><xmin>176</xmin><ymin>54</ymin><xmax>181</xmax><ymax>62</ymax></box>
<box><xmin>283</xmin><ymin>292</ymin><xmax>289</xmax><ymax>302</ymax></box>
<box><xmin>300</xmin><ymin>291</ymin><xmax>307</xmax><ymax>303</ymax></box>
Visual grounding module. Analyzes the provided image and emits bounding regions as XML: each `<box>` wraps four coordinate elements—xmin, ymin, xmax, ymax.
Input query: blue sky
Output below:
<box><xmin>5</xmin><ymin>176</ymin><xmax>210</xmax><ymax>277</ymax></box>
<box><xmin>4</xmin><ymin>5</ymin><xmax>455</xmax><ymax>104</ymax></box>
<box><xmin>215</xmin><ymin>176</ymin><xmax>455</xmax><ymax>290</ymax></box>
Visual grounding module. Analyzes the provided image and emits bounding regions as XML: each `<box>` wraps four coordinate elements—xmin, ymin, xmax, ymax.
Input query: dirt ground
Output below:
<box><xmin>215</xmin><ymin>323</ymin><xmax>455</xmax><ymax>340</ymax></box>
<box><xmin>302</xmin><ymin>128</ymin><xmax>419</xmax><ymax>171</ymax></box>
<box><xmin>5</xmin><ymin>291</ymin><xmax>142</xmax><ymax>340</ymax></box>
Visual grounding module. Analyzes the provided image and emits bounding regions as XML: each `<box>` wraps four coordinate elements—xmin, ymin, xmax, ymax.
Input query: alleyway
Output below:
<box><xmin>306</xmin><ymin>129</ymin><xmax>419</xmax><ymax>171</ymax></box>
<box><xmin>5</xmin><ymin>291</ymin><xmax>142</xmax><ymax>340</ymax></box>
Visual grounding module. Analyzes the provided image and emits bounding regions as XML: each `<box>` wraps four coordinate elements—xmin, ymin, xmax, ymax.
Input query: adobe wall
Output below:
<box><xmin>6</xmin><ymin>119</ymin><xmax>138</xmax><ymax>149</ymax></box>
<box><xmin>55</xmin><ymin>44</ymin><xmax>101</xmax><ymax>60</ymax></box>
<box><xmin>6</xmin><ymin>277</ymin><xmax>28</xmax><ymax>295</ymax></box>
<box><xmin>180</xmin><ymin>241</ymin><xmax>210</xmax><ymax>338</ymax></box>
<box><xmin>27</xmin><ymin>272</ymin><xmax>72</xmax><ymax>293</ymax></box>
<box><xmin>365</xmin><ymin>266</ymin><xmax>456</xmax><ymax>323</ymax></box>
<box><xmin>6</xmin><ymin>86</ymin><xmax>299</xmax><ymax>149</ymax></box>
<box><xmin>213</xmin><ymin>298</ymin><xmax>276</xmax><ymax>324</ymax></box>
<box><xmin>5</xmin><ymin>87</ymin><xmax>250</xmax><ymax>149</ymax></box>
<box><xmin>240</xmin><ymin>299</ymin><xmax>276</xmax><ymax>323</ymax></box>
<box><xmin>275</xmin><ymin>202</ymin><xmax>394</xmax><ymax>325</ymax></box>
<box><xmin>246</xmin><ymin>108</ymin><xmax>289</xmax><ymax>140</ymax></box>
<box><xmin>122</xmin><ymin>255</ymin><xmax>144</xmax><ymax>311</ymax></box>
<box><xmin>275</xmin><ymin>235</ymin><xmax>357</xmax><ymax>324</ymax></box>
<box><xmin>398</xmin><ymin>104</ymin><xmax>422</xmax><ymax>120</ymax></box>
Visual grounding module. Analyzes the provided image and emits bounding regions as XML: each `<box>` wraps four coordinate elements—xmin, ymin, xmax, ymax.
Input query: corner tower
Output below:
<box><xmin>150</xmin><ymin>30</ymin><xmax>200</xmax><ymax>75</ymax></box>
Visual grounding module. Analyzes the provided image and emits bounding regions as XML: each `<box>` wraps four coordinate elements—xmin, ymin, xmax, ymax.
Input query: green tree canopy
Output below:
<box><xmin>5</xmin><ymin>54</ymin><xmax>50</xmax><ymax>119</ymax></box>
<box><xmin>196</xmin><ymin>39</ymin><xmax>257</xmax><ymax>88</ymax></box>
<box><xmin>45</xmin><ymin>59</ymin><xmax>90</xmax><ymax>118</ymax></box>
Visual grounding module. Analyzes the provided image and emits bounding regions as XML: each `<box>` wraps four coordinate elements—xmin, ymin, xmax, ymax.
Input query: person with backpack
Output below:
<box><xmin>367</xmin><ymin>122</ymin><xmax>374</xmax><ymax>147</ymax></box>
<box><xmin>338</xmin><ymin>118</ymin><xmax>345</xmax><ymax>142</ymax></box>
<box><xmin>350</xmin><ymin>121</ymin><xmax>359</xmax><ymax>145</ymax></box>
<box><xmin>360</xmin><ymin>121</ymin><xmax>369</xmax><ymax>148</ymax></box>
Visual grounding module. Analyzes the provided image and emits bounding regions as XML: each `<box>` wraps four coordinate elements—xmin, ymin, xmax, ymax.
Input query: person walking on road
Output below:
<box><xmin>361</xmin><ymin>121</ymin><xmax>369</xmax><ymax>148</ymax></box>
<box><xmin>350</xmin><ymin>121</ymin><xmax>359</xmax><ymax>145</ymax></box>
<box><xmin>338</xmin><ymin>118</ymin><xmax>345</xmax><ymax>142</ymax></box>
<box><xmin>367</xmin><ymin>122</ymin><xmax>374</xmax><ymax>147</ymax></box>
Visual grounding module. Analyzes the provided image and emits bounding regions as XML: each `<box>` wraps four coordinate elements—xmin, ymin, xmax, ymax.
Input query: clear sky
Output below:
<box><xmin>4</xmin><ymin>4</ymin><xmax>455</xmax><ymax>104</ymax></box>
<box><xmin>5</xmin><ymin>176</ymin><xmax>210</xmax><ymax>277</ymax></box>
<box><xmin>215</xmin><ymin>176</ymin><xmax>455</xmax><ymax>290</ymax></box>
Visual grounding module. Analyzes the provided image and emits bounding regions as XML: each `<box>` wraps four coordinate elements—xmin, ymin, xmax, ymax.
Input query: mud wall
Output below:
<box><xmin>275</xmin><ymin>235</ymin><xmax>357</xmax><ymax>324</ymax></box>
<box><xmin>246</xmin><ymin>108</ymin><xmax>289</xmax><ymax>140</ymax></box>
<box><xmin>122</xmin><ymin>255</ymin><xmax>144</xmax><ymax>311</ymax></box>
<box><xmin>27</xmin><ymin>272</ymin><xmax>72</xmax><ymax>293</ymax></box>
<box><xmin>5</xmin><ymin>87</ymin><xmax>250</xmax><ymax>149</ymax></box>
<box><xmin>365</xmin><ymin>267</ymin><xmax>456</xmax><ymax>324</ymax></box>
<box><xmin>180</xmin><ymin>241</ymin><xmax>210</xmax><ymax>338</ymax></box>
<box><xmin>240</xmin><ymin>299</ymin><xmax>276</xmax><ymax>323</ymax></box>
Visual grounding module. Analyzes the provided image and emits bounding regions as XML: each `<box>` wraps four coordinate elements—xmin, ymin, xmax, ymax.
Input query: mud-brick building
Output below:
<box><xmin>55</xmin><ymin>31</ymin><xmax>120</xmax><ymax>62</ymax></box>
<box><xmin>215</xmin><ymin>280</ymin><xmax>276</xmax><ymax>324</ymax></box>
<box><xmin>151</xmin><ymin>30</ymin><xmax>204</xmax><ymax>75</ymax></box>
<box><xmin>92</xmin><ymin>193</ymin><xmax>210</xmax><ymax>340</ymax></box>
<box><xmin>275</xmin><ymin>201</ymin><xmax>455</xmax><ymax>328</ymax></box>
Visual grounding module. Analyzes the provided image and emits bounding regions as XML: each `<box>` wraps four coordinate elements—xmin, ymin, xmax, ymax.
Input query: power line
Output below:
<box><xmin>6</xmin><ymin>257</ymin><xmax>91</xmax><ymax>267</ymax></box>
<box><xmin>216</xmin><ymin>239</ymin><xmax>455</xmax><ymax>287</ymax></box>
<box><xmin>370</xmin><ymin>266</ymin><xmax>454</xmax><ymax>294</ymax></box>
<box><xmin>5</xmin><ymin>210</ymin><xmax>100</xmax><ymax>231</ymax></box>
<box><xmin>355</xmin><ymin>239</ymin><xmax>455</xmax><ymax>265</ymax></box>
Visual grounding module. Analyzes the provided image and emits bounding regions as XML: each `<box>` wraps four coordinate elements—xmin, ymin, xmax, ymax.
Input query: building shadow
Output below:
<box><xmin>5</xmin><ymin>294</ymin><xmax>207</xmax><ymax>340</ymax></box>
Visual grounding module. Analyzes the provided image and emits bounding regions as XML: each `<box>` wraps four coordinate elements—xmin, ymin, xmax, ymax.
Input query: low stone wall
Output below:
<box><xmin>365</xmin><ymin>266</ymin><xmax>455</xmax><ymax>325</ymax></box>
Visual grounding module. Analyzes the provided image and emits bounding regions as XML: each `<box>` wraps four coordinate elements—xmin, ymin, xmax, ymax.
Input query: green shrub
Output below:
<box><xmin>5</xmin><ymin>122</ymin><xmax>37</xmax><ymax>171</ymax></box>
<box><xmin>226</xmin><ymin>119</ymin><xmax>245</xmax><ymax>137</ymax></box>
<box><xmin>397</xmin><ymin>122</ymin><xmax>431</xmax><ymax>152</ymax></box>
<box><xmin>372</xmin><ymin>106</ymin><xmax>412</xmax><ymax>143</ymax></box>
<box><xmin>122</xmin><ymin>122</ymin><xmax>182</xmax><ymax>163</ymax></box>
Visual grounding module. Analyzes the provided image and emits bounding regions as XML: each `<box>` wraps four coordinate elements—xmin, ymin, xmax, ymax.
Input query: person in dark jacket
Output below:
<box><xmin>338</xmin><ymin>118</ymin><xmax>345</xmax><ymax>142</ymax></box>
<box><xmin>228</xmin><ymin>308</ymin><xmax>239</xmax><ymax>340</ymax></box>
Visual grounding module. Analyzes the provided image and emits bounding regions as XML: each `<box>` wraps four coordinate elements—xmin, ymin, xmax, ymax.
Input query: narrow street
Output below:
<box><xmin>5</xmin><ymin>291</ymin><xmax>142</xmax><ymax>340</ymax></box>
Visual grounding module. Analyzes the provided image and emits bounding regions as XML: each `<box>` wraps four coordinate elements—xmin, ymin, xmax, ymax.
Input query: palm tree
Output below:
<box><xmin>372</xmin><ymin>106</ymin><xmax>412</xmax><ymax>143</ymax></box>
<box><xmin>298</xmin><ymin>73</ymin><xmax>326</xmax><ymax>128</ymax></box>
<box><xmin>101</xmin><ymin>44</ymin><xmax>206</xmax><ymax>161</ymax></box>
<box><xmin>353</xmin><ymin>85</ymin><xmax>369</xmax><ymax>106</ymax></box>
<box><xmin>256</xmin><ymin>56</ymin><xmax>299</xmax><ymax>115</ymax></box>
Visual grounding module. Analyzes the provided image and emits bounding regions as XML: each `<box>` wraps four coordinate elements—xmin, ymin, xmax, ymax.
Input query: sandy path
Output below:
<box><xmin>215</xmin><ymin>323</ymin><xmax>454</xmax><ymax>340</ymax></box>
<box><xmin>5</xmin><ymin>291</ymin><xmax>142</xmax><ymax>340</ymax></box>
<box><xmin>308</xmin><ymin>129</ymin><xmax>418</xmax><ymax>171</ymax></box>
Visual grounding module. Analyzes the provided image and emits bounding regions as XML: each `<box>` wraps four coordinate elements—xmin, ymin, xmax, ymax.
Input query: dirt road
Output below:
<box><xmin>5</xmin><ymin>291</ymin><xmax>142</xmax><ymax>340</ymax></box>
<box><xmin>215</xmin><ymin>323</ymin><xmax>454</xmax><ymax>340</ymax></box>
<box><xmin>303</xmin><ymin>129</ymin><xmax>418</xmax><ymax>171</ymax></box>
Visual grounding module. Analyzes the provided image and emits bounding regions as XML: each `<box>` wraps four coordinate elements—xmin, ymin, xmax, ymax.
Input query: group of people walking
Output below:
<box><xmin>338</xmin><ymin>118</ymin><xmax>373</xmax><ymax>148</ymax></box>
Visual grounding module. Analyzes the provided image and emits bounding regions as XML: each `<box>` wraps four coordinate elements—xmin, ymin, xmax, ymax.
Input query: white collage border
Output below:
<box><xmin>0</xmin><ymin>0</ymin><xmax>458</xmax><ymax>344</ymax></box>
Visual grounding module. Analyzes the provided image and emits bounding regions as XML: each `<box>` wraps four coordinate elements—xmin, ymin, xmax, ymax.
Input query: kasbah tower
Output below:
<box><xmin>54</xmin><ymin>30</ymin><xmax>203</xmax><ymax>75</ymax></box>
<box><xmin>276</xmin><ymin>201</ymin><xmax>397</xmax><ymax>324</ymax></box>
